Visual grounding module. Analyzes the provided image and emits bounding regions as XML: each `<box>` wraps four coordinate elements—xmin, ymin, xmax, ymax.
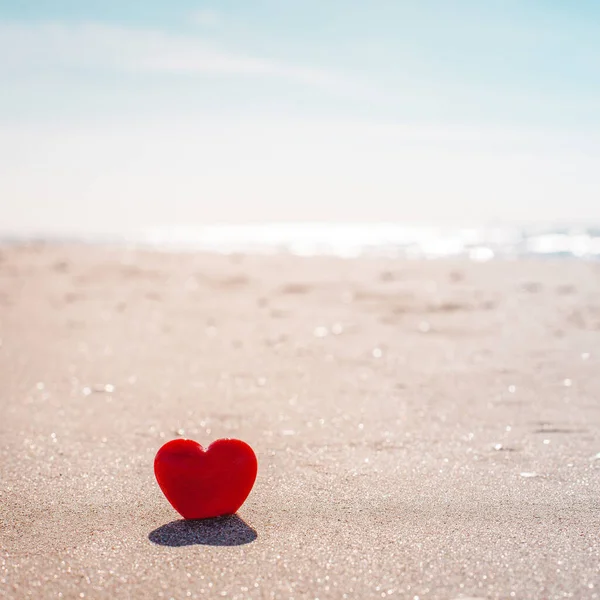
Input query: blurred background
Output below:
<box><xmin>1</xmin><ymin>0</ymin><xmax>599</xmax><ymax>240</ymax></box>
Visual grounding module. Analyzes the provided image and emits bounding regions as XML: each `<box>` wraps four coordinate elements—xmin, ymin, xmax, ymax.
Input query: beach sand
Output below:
<box><xmin>1</xmin><ymin>244</ymin><xmax>599</xmax><ymax>599</ymax></box>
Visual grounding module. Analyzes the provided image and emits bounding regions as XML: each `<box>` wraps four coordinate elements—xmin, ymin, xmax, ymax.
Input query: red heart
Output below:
<box><xmin>154</xmin><ymin>438</ymin><xmax>258</xmax><ymax>520</ymax></box>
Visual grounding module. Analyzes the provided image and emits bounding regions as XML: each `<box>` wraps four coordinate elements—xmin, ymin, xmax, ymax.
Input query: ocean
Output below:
<box><xmin>2</xmin><ymin>223</ymin><xmax>600</xmax><ymax>260</ymax></box>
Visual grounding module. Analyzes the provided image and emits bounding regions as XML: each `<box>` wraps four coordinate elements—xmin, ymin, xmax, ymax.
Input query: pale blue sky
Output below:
<box><xmin>1</xmin><ymin>1</ymin><xmax>599</xmax><ymax>231</ymax></box>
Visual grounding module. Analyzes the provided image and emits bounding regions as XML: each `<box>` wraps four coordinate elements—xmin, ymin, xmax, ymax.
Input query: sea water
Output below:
<box><xmin>3</xmin><ymin>223</ymin><xmax>600</xmax><ymax>260</ymax></box>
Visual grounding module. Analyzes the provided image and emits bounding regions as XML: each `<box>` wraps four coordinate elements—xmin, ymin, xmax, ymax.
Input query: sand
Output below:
<box><xmin>1</xmin><ymin>244</ymin><xmax>599</xmax><ymax>600</ymax></box>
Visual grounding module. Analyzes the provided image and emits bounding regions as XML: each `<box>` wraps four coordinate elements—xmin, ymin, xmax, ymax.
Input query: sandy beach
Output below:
<box><xmin>1</xmin><ymin>244</ymin><xmax>599</xmax><ymax>600</ymax></box>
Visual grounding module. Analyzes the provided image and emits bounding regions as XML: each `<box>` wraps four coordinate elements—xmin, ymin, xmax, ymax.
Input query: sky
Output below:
<box><xmin>1</xmin><ymin>0</ymin><xmax>599</xmax><ymax>234</ymax></box>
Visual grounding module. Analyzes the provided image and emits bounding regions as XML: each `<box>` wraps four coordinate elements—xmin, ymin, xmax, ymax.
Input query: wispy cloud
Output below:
<box><xmin>0</xmin><ymin>20</ymin><xmax>340</xmax><ymax>87</ymax></box>
<box><xmin>189</xmin><ymin>9</ymin><xmax>221</xmax><ymax>28</ymax></box>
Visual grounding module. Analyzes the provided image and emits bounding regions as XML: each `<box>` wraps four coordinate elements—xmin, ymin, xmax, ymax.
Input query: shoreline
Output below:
<box><xmin>2</xmin><ymin>220</ymin><xmax>600</xmax><ymax>260</ymax></box>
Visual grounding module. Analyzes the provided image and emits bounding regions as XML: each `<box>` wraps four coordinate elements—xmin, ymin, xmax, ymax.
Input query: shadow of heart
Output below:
<box><xmin>148</xmin><ymin>515</ymin><xmax>257</xmax><ymax>547</ymax></box>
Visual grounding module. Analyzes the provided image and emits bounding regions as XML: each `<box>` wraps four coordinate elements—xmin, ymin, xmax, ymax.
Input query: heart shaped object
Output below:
<box><xmin>154</xmin><ymin>438</ymin><xmax>257</xmax><ymax>520</ymax></box>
